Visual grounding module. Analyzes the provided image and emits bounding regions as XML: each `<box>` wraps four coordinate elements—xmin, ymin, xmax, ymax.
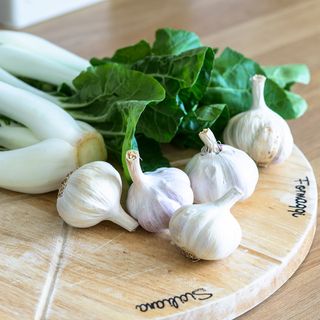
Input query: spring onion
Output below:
<box><xmin>0</xmin><ymin>81</ymin><xmax>107</xmax><ymax>194</ymax></box>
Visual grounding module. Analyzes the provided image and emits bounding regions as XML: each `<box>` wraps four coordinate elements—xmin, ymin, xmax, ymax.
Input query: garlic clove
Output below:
<box><xmin>223</xmin><ymin>74</ymin><xmax>294</xmax><ymax>166</ymax></box>
<box><xmin>126</xmin><ymin>150</ymin><xmax>194</xmax><ymax>232</ymax></box>
<box><xmin>169</xmin><ymin>188</ymin><xmax>243</xmax><ymax>260</ymax></box>
<box><xmin>56</xmin><ymin>161</ymin><xmax>138</xmax><ymax>231</ymax></box>
<box><xmin>250</xmin><ymin>125</ymin><xmax>281</xmax><ymax>167</ymax></box>
<box><xmin>185</xmin><ymin>128</ymin><xmax>258</xmax><ymax>203</ymax></box>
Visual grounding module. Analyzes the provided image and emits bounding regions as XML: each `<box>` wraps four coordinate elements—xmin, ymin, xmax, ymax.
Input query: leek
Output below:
<box><xmin>0</xmin><ymin>67</ymin><xmax>59</xmax><ymax>104</ymax></box>
<box><xmin>0</xmin><ymin>82</ymin><xmax>107</xmax><ymax>194</ymax></box>
<box><xmin>0</xmin><ymin>125</ymin><xmax>39</xmax><ymax>149</ymax></box>
<box><xmin>0</xmin><ymin>30</ymin><xmax>89</xmax><ymax>72</ymax></box>
<box><xmin>0</xmin><ymin>44</ymin><xmax>78</xmax><ymax>87</ymax></box>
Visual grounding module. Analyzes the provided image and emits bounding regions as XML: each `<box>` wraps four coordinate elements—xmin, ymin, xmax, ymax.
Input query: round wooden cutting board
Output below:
<box><xmin>0</xmin><ymin>146</ymin><xmax>317</xmax><ymax>320</ymax></box>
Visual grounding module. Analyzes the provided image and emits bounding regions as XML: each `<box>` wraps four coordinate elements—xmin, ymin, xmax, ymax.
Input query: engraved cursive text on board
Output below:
<box><xmin>288</xmin><ymin>176</ymin><xmax>310</xmax><ymax>218</ymax></box>
<box><xmin>135</xmin><ymin>288</ymin><xmax>213</xmax><ymax>312</ymax></box>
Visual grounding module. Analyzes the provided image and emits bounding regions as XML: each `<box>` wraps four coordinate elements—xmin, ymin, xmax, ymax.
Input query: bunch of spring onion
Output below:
<box><xmin>0</xmin><ymin>31</ymin><xmax>106</xmax><ymax>194</ymax></box>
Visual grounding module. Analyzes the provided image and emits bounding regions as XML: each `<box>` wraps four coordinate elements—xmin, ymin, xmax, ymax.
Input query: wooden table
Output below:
<box><xmin>1</xmin><ymin>0</ymin><xmax>319</xmax><ymax>319</ymax></box>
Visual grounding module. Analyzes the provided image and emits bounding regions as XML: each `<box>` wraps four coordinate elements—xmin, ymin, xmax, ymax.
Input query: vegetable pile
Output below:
<box><xmin>0</xmin><ymin>28</ymin><xmax>310</xmax><ymax>181</ymax></box>
<box><xmin>80</xmin><ymin>28</ymin><xmax>310</xmax><ymax>176</ymax></box>
<box><xmin>0</xmin><ymin>28</ymin><xmax>311</xmax><ymax>260</ymax></box>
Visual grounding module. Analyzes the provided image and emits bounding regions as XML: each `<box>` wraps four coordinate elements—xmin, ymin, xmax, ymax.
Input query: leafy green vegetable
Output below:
<box><xmin>174</xmin><ymin>104</ymin><xmax>227</xmax><ymax>149</ymax></box>
<box><xmin>263</xmin><ymin>64</ymin><xmax>310</xmax><ymax>89</ymax></box>
<box><xmin>91</xmin><ymin>40</ymin><xmax>151</xmax><ymax>66</ymax></box>
<box><xmin>152</xmin><ymin>28</ymin><xmax>202</xmax><ymax>55</ymax></box>
<box><xmin>6</xmin><ymin>27</ymin><xmax>310</xmax><ymax>177</ymax></box>
<box><xmin>264</xmin><ymin>79</ymin><xmax>304</xmax><ymax>119</ymax></box>
<box><xmin>64</xmin><ymin>63</ymin><xmax>165</xmax><ymax>179</ymax></box>
<box><xmin>133</xmin><ymin>47</ymin><xmax>214</xmax><ymax>142</ymax></box>
<box><xmin>136</xmin><ymin>134</ymin><xmax>170</xmax><ymax>172</ymax></box>
<box><xmin>285</xmin><ymin>91</ymin><xmax>308</xmax><ymax>118</ymax></box>
<box><xmin>202</xmin><ymin>47</ymin><xmax>263</xmax><ymax>116</ymax></box>
<box><xmin>203</xmin><ymin>47</ymin><xmax>308</xmax><ymax>120</ymax></box>
<box><xmin>179</xmin><ymin>48</ymin><xmax>217</xmax><ymax>111</ymax></box>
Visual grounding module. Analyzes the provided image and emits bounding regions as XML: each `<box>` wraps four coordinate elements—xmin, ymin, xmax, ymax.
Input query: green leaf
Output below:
<box><xmin>180</xmin><ymin>48</ymin><xmax>215</xmax><ymax>111</ymax></box>
<box><xmin>284</xmin><ymin>91</ymin><xmax>308</xmax><ymax>118</ymax></box>
<box><xmin>134</xmin><ymin>47</ymin><xmax>214</xmax><ymax>142</ymax></box>
<box><xmin>209</xmin><ymin>103</ymin><xmax>230</xmax><ymax>140</ymax></box>
<box><xmin>203</xmin><ymin>47</ymin><xmax>307</xmax><ymax>120</ymax></box>
<box><xmin>263</xmin><ymin>64</ymin><xmax>310</xmax><ymax>89</ymax></box>
<box><xmin>90</xmin><ymin>40</ymin><xmax>151</xmax><ymax>66</ymax></box>
<box><xmin>64</xmin><ymin>63</ymin><xmax>165</xmax><ymax>180</ymax></box>
<box><xmin>264</xmin><ymin>79</ymin><xmax>307</xmax><ymax>119</ymax></box>
<box><xmin>175</xmin><ymin>104</ymin><xmax>227</xmax><ymax>148</ymax></box>
<box><xmin>111</xmin><ymin>40</ymin><xmax>151</xmax><ymax>64</ymax></box>
<box><xmin>180</xmin><ymin>104</ymin><xmax>226</xmax><ymax>133</ymax></box>
<box><xmin>137</xmin><ymin>97</ymin><xmax>185</xmax><ymax>143</ymax></box>
<box><xmin>202</xmin><ymin>47</ymin><xmax>264</xmax><ymax>116</ymax></box>
<box><xmin>136</xmin><ymin>134</ymin><xmax>170</xmax><ymax>172</ymax></box>
<box><xmin>152</xmin><ymin>28</ymin><xmax>202</xmax><ymax>55</ymax></box>
<box><xmin>134</xmin><ymin>47</ymin><xmax>211</xmax><ymax>88</ymax></box>
<box><xmin>90</xmin><ymin>57</ymin><xmax>110</xmax><ymax>67</ymax></box>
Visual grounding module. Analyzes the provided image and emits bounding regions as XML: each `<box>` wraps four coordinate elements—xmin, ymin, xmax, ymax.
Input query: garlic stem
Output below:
<box><xmin>214</xmin><ymin>188</ymin><xmax>243</xmax><ymax>210</ymax></box>
<box><xmin>125</xmin><ymin>150</ymin><xmax>145</xmax><ymax>185</ymax></box>
<box><xmin>251</xmin><ymin>74</ymin><xmax>268</xmax><ymax>110</ymax></box>
<box><xmin>111</xmin><ymin>206</ymin><xmax>138</xmax><ymax>232</ymax></box>
<box><xmin>199</xmin><ymin>128</ymin><xmax>221</xmax><ymax>153</ymax></box>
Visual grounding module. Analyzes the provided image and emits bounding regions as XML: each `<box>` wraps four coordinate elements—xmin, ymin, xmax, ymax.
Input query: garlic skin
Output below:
<box><xmin>169</xmin><ymin>188</ymin><xmax>242</xmax><ymax>261</ymax></box>
<box><xmin>56</xmin><ymin>161</ymin><xmax>138</xmax><ymax>231</ymax></box>
<box><xmin>223</xmin><ymin>74</ymin><xmax>293</xmax><ymax>167</ymax></box>
<box><xmin>126</xmin><ymin>150</ymin><xmax>194</xmax><ymax>232</ymax></box>
<box><xmin>185</xmin><ymin>128</ymin><xmax>258</xmax><ymax>203</ymax></box>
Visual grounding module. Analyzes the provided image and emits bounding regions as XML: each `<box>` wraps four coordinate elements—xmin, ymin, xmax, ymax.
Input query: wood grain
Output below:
<box><xmin>0</xmin><ymin>0</ymin><xmax>319</xmax><ymax>318</ymax></box>
<box><xmin>0</xmin><ymin>147</ymin><xmax>317</xmax><ymax>319</ymax></box>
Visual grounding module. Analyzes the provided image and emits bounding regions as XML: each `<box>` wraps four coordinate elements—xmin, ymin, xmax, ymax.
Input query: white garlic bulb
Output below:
<box><xmin>169</xmin><ymin>188</ymin><xmax>242</xmax><ymax>261</ymax></box>
<box><xmin>126</xmin><ymin>150</ymin><xmax>194</xmax><ymax>232</ymax></box>
<box><xmin>185</xmin><ymin>128</ymin><xmax>258</xmax><ymax>203</ymax></box>
<box><xmin>223</xmin><ymin>74</ymin><xmax>294</xmax><ymax>167</ymax></box>
<box><xmin>56</xmin><ymin>161</ymin><xmax>138</xmax><ymax>231</ymax></box>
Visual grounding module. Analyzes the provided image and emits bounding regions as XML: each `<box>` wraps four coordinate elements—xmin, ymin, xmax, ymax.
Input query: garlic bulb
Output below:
<box><xmin>56</xmin><ymin>161</ymin><xmax>138</xmax><ymax>231</ymax></box>
<box><xmin>169</xmin><ymin>188</ymin><xmax>242</xmax><ymax>260</ymax></box>
<box><xmin>126</xmin><ymin>150</ymin><xmax>194</xmax><ymax>232</ymax></box>
<box><xmin>185</xmin><ymin>128</ymin><xmax>258</xmax><ymax>203</ymax></box>
<box><xmin>223</xmin><ymin>74</ymin><xmax>293</xmax><ymax>167</ymax></box>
